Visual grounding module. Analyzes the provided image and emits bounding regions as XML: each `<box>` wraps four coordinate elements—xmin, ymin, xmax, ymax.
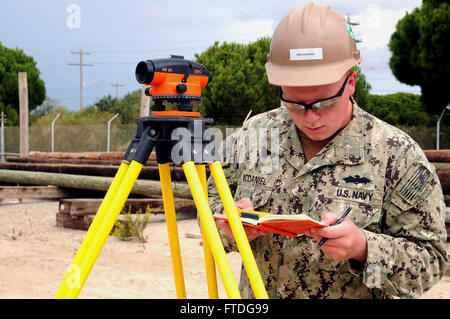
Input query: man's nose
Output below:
<box><xmin>304</xmin><ymin>109</ymin><xmax>321</xmax><ymax>121</ymax></box>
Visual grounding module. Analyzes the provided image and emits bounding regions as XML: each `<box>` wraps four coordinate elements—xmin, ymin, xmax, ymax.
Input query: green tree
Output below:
<box><xmin>0</xmin><ymin>42</ymin><xmax>46</xmax><ymax>125</ymax></box>
<box><xmin>352</xmin><ymin>65</ymin><xmax>372</xmax><ymax>108</ymax></box>
<box><xmin>93</xmin><ymin>94</ymin><xmax>117</xmax><ymax>112</ymax></box>
<box><xmin>114</xmin><ymin>90</ymin><xmax>140</xmax><ymax>124</ymax></box>
<box><xmin>33</xmin><ymin>105</ymin><xmax>115</xmax><ymax>126</ymax></box>
<box><xmin>30</xmin><ymin>97</ymin><xmax>59</xmax><ymax>123</ymax></box>
<box><xmin>92</xmin><ymin>90</ymin><xmax>140</xmax><ymax>124</ymax></box>
<box><xmin>365</xmin><ymin>93</ymin><xmax>431</xmax><ymax>126</ymax></box>
<box><xmin>389</xmin><ymin>0</ymin><xmax>450</xmax><ymax>114</ymax></box>
<box><xmin>195</xmin><ymin>38</ymin><xmax>279</xmax><ymax>125</ymax></box>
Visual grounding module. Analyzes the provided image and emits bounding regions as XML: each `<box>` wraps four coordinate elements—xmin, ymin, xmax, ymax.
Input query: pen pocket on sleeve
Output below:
<box><xmin>234</xmin><ymin>184</ymin><xmax>273</xmax><ymax>211</ymax></box>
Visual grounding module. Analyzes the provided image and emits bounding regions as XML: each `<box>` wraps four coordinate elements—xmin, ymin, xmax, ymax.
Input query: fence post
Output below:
<box><xmin>107</xmin><ymin>113</ymin><xmax>119</xmax><ymax>152</ymax></box>
<box><xmin>18</xmin><ymin>72</ymin><xmax>29</xmax><ymax>157</ymax></box>
<box><xmin>51</xmin><ymin>113</ymin><xmax>61</xmax><ymax>152</ymax></box>
<box><xmin>0</xmin><ymin>112</ymin><xmax>5</xmax><ymax>161</ymax></box>
<box><xmin>140</xmin><ymin>84</ymin><xmax>150</xmax><ymax>117</ymax></box>
<box><xmin>436</xmin><ymin>103</ymin><xmax>450</xmax><ymax>150</ymax></box>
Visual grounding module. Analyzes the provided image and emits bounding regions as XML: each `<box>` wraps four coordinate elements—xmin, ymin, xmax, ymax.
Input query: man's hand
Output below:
<box><xmin>304</xmin><ymin>212</ymin><xmax>368</xmax><ymax>263</ymax></box>
<box><xmin>217</xmin><ymin>198</ymin><xmax>267</xmax><ymax>242</ymax></box>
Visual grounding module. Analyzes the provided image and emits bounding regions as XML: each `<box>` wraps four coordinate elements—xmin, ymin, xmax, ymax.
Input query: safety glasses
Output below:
<box><xmin>279</xmin><ymin>73</ymin><xmax>350</xmax><ymax>114</ymax></box>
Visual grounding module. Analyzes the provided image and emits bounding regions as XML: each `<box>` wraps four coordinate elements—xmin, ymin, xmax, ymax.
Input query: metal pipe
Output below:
<box><xmin>436</xmin><ymin>103</ymin><xmax>450</xmax><ymax>150</ymax></box>
<box><xmin>51</xmin><ymin>113</ymin><xmax>61</xmax><ymax>152</ymax></box>
<box><xmin>1</xmin><ymin>112</ymin><xmax>5</xmax><ymax>161</ymax></box>
<box><xmin>107</xmin><ymin>113</ymin><xmax>119</xmax><ymax>152</ymax></box>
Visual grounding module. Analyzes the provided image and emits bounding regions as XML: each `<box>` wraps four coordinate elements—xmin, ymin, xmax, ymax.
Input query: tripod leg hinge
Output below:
<box><xmin>123</xmin><ymin>126</ymin><xmax>158</xmax><ymax>164</ymax></box>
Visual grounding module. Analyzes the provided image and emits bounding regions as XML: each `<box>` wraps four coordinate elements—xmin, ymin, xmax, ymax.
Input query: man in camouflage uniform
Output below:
<box><xmin>207</xmin><ymin>3</ymin><xmax>448</xmax><ymax>298</ymax></box>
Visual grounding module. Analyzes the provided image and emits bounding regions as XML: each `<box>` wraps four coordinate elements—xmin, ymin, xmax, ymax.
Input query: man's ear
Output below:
<box><xmin>348</xmin><ymin>70</ymin><xmax>357</xmax><ymax>96</ymax></box>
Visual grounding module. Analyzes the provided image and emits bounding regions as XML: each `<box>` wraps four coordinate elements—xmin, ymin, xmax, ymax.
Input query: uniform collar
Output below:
<box><xmin>279</xmin><ymin>98</ymin><xmax>365</xmax><ymax>176</ymax></box>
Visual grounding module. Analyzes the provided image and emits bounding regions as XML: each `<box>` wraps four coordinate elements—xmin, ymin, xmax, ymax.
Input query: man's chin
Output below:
<box><xmin>301</xmin><ymin>130</ymin><xmax>330</xmax><ymax>141</ymax></box>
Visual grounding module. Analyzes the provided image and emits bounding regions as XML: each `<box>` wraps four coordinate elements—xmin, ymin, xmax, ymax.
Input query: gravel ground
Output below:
<box><xmin>0</xmin><ymin>198</ymin><xmax>448</xmax><ymax>299</ymax></box>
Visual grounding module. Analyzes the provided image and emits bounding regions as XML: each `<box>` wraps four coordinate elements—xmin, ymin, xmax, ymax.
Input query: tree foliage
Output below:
<box><xmin>352</xmin><ymin>65</ymin><xmax>372</xmax><ymax>108</ymax></box>
<box><xmin>32</xmin><ymin>89</ymin><xmax>141</xmax><ymax>127</ymax></box>
<box><xmin>92</xmin><ymin>90</ymin><xmax>140</xmax><ymax>124</ymax></box>
<box><xmin>364</xmin><ymin>93</ymin><xmax>431</xmax><ymax>126</ymax></box>
<box><xmin>195</xmin><ymin>38</ymin><xmax>279</xmax><ymax>125</ymax></box>
<box><xmin>0</xmin><ymin>42</ymin><xmax>46</xmax><ymax>125</ymax></box>
<box><xmin>389</xmin><ymin>0</ymin><xmax>450</xmax><ymax>114</ymax></box>
<box><xmin>30</xmin><ymin>97</ymin><xmax>60</xmax><ymax>125</ymax></box>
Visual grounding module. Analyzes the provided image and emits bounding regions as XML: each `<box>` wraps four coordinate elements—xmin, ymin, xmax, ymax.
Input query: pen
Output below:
<box><xmin>317</xmin><ymin>205</ymin><xmax>352</xmax><ymax>248</ymax></box>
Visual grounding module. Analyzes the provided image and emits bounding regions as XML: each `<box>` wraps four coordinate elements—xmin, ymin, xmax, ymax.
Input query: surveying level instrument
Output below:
<box><xmin>136</xmin><ymin>54</ymin><xmax>211</xmax><ymax>111</ymax></box>
<box><xmin>55</xmin><ymin>56</ymin><xmax>268</xmax><ymax>299</ymax></box>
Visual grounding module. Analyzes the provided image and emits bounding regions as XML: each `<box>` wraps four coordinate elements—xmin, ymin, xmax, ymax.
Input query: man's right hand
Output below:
<box><xmin>216</xmin><ymin>198</ymin><xmax>267</xmax><ymax>242</ymax></box>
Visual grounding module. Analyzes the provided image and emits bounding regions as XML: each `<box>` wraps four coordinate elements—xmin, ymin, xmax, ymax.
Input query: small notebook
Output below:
<box><xmin>214</xmin><ymin>209</ymin><xmax>327</xmax><ymax>238</ymax></box>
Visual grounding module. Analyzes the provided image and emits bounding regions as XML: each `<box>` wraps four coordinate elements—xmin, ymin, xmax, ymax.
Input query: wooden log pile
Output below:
<box><xmin>0</xmin><ymin>185</ymin><xmax>71</xmax><ymax>200</ymax></box>
<box><xmin>0</xmin><ymin>151</ymin><xmax>200</xmax><ymax>182</ymax></box>
<box><xmin>56</xmin><ymin>198</ymin><xmax>197</xmax><ymax>231</ymax></box>
<box><xmin>0</xmin><ymin>152</ymin><xmax>202</xmax><ymax>231</ymax></box>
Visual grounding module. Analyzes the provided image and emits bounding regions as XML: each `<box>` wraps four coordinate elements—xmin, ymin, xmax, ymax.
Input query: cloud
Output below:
<box><xmin>215</xmin><ymin>18</ymin><xmax>275</xmax><ymax>43</ymax></box>
<box><xmin>138</xmin><ymin>1</ymin><xmax>276</xmax><ymax>44</ymax></box>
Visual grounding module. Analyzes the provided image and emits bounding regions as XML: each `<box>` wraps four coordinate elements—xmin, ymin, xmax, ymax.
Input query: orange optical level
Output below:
<box><xmin>135</xmin><ymin>55</ymin><xmax>211</xmax><ymax>103</ymax></box>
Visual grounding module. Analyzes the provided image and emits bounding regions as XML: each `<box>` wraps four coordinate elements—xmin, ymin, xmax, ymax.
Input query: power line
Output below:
<box><xmin>91</xmin><ymin>62</ymin><xmax>135</xmax><ymax>65</ymax></box>
<box><xmin>68</xmin><ymin>48</ymin><xmax>93</xmax><ymax>111</ymax></box>
<box><xmin>346</xmin><ymin>13</ymin><xmax>360</xmax><ymax>26</ymax></box>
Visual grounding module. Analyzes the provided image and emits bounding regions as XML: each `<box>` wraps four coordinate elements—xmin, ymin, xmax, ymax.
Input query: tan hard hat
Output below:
<box><xmin>265</xmin><ymin>2</ymin><xmax>362</xmax><ymax>87</ymax></box>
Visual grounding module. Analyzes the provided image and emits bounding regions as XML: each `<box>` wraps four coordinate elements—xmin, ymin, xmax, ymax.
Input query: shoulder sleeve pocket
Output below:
<box><xmin>391</xmin><ymin>162</ymin><xmax>434</xmax><ymax>211</ymax></box>
<box><xmin>250</xmin><ymin>187</ymin><xmax>272</xmax><ymax>209</ymax></box>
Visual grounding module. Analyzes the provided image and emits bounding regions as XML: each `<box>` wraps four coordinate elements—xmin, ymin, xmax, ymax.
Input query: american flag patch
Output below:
<box><xmin>398</xmin><ymin>164</ymin><xmax>433</xmax><ymax>204</ymax></box>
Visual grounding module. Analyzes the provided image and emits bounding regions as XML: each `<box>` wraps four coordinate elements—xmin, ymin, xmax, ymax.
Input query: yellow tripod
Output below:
<box><xmin>54</xmin><ymin>112</ymin><xmax>268</xmax><ymax>299</ymax></box>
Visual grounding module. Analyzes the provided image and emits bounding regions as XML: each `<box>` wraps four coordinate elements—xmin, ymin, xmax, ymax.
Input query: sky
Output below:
<box><xmin>0</xmin><ymin>0</ymin><xmax>423</xmax><ymax>112</ymax></box>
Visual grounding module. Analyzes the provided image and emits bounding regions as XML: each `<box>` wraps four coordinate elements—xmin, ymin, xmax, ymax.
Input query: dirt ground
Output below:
<box><xmin>0</xmin><ymin>198</ymin><xmax>448</xmax><ymax>299</ymax></box>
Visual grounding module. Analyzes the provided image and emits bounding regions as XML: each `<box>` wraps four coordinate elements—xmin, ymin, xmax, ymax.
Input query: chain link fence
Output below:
<box><xmin>1</xmin><ymin>123</ymin><xmax>449</xmax><ymax>155</ymax></box>
<box><xmin>3</xmin><ymin>124</ymin><xmax>136</xmax><ymax>153</ymax></box>
<box><xmin>400</xmin><ymin>125</ymin><xmax>450</xmax><ymax>150</ymax></box>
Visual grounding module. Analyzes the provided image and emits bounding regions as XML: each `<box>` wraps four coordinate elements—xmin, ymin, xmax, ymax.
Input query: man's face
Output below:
<box><xmin>281</xmin><ymin>71</ymin><xmax>357</xmax><ymax>141</ymax></box>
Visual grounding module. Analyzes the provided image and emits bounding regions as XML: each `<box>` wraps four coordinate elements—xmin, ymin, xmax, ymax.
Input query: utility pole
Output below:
<box><xmin>111</xmin><ymin>81</ymin><xmax>124</xmax><ymax>99</ymax></box>
<box><xmin>346</xmin><ymin>14</ymin><xmax>363</xmax><ymax>44</ymax></box>
<box><xmin>69</xmin><ymin>48</ymin><xmax>92</xmax><ymax>111</ymax></box>
<box><xmin>346</xmin><ymin>13</ymin><xmax>360</xmax><ymax>26</ymax></box>
<box><xmin>18</xmin><ymin>72</ymin><xmax>29</xmax><ymax>157</ymax></box>
<box><xmin>140</xmin><ymin>84</ymin><xmax>150</xmax><ymax>117</ymax></box>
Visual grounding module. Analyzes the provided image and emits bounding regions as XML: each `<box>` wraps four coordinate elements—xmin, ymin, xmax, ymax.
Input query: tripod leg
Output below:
<box><xmin>209</xmin><ymin>161</ymin><xmax>268</xmax><ymax>299</ymax></box>
<box><xmin>55</xmin><ymin>161</ymin><xmax>129</xmax><ymax>298</ymax></box>
<box><xmin>158</xmin><ymin>163</ymin><xmax>186</xmax><ymax>299</ymax></box>
<box><xmin>182</xmin><ymin>161</ymin><xmax>241</xmax><ymax>299</ymax></box>
<box><xmin>55</xmin><ymin>160</ymin><xmax>144</xmax><ymax>299</ymax></box>
<box><xmin>196</xmin><ymin>164</ymin><xmax>218</xmax><ymax>299</ymax></box>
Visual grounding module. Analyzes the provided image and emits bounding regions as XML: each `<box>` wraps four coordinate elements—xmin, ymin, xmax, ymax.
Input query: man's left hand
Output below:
<box><xmin>304</xmin><ymin>212</ymin><xmax>368</xmax><ymax>264</ymax></box>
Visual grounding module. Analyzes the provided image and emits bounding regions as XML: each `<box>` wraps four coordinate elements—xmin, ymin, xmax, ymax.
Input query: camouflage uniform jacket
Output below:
<box><xmin>207</xmin><ymin>100</ymin><xmax>449</xmax><ymax>299</ymax></box>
